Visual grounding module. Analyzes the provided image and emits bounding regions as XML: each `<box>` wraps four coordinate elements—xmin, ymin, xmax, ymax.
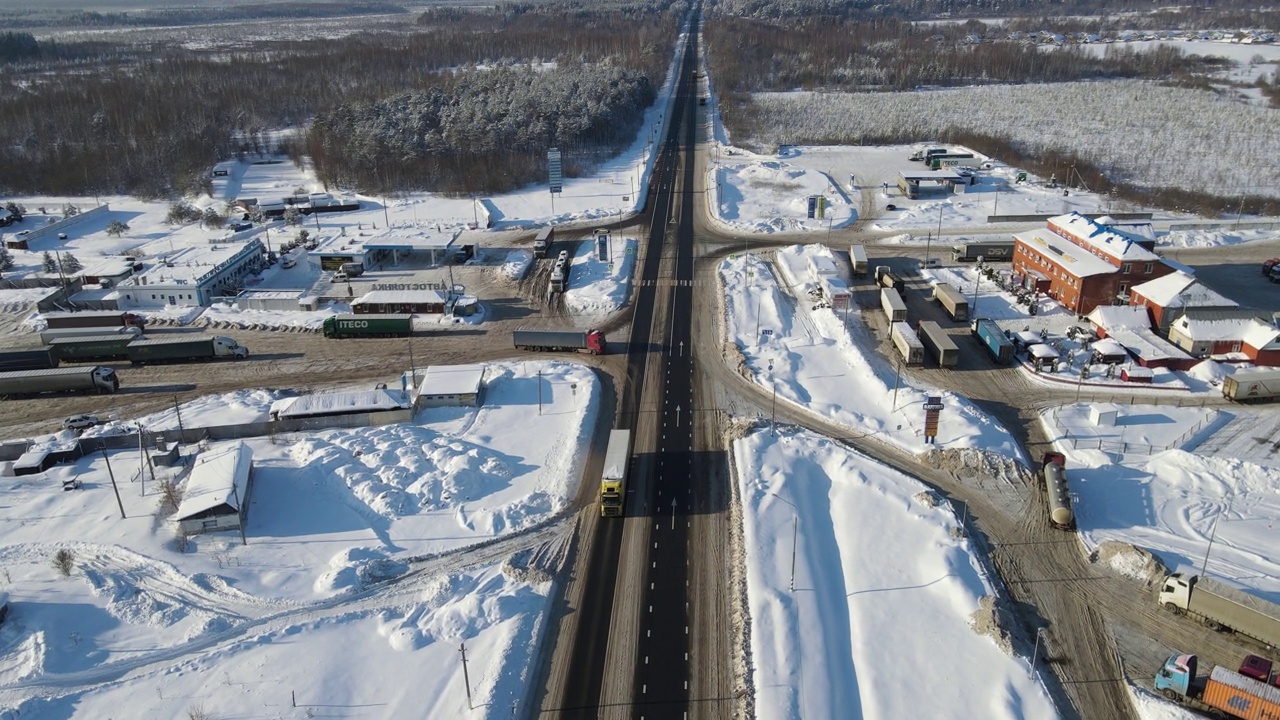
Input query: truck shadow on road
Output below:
<box><xmin>115</xmin><ymin>384</ymin><xmax>198</xmax><ymax>394</ymax></box>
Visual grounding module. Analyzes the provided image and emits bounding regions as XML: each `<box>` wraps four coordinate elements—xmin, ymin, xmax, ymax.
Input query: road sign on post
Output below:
<box><xmin>807</xmin><ymin>196</ymin><xmax>817</xmax><ymax>219</ymax></box>
<box><xmin>548</xmin><ymin>148</ymin><xmax>563</xmax><ymax>194</ymax></box>
<box><xmin>923</xmin><ymin>396</ymin><xmax>943</xmax><ymax>444</ymax></box>
<box><xmin>816</xmin><ymin>196</ymin><xmax>827</xmax><ymax>220</ymax></box>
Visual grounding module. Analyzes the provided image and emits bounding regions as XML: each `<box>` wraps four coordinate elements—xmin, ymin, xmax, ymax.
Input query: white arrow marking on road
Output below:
<box><xmin>675</xmin><ymin>405</ymin><xmax>682</xmax><ymax>427</ymax></box>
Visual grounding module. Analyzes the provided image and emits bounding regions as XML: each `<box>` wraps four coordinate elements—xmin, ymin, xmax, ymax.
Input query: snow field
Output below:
<box><xmin>563</xmin><ymin>234</ymin><xmax>636</xmax><ymax>316</ymax></box>
<box><xmin>734</xmin><ymin>426</ymin><xmax>1059</xmax><ymax>719</ymax></box>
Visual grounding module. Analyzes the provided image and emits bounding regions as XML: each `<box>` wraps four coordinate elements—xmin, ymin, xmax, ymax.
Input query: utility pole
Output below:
<box><xmin>1200</xmin><ymin>493</ymin><xmax>1234</xmax><ymax>577</ymax></box>
<box><xmin>172</xmin><ymin>395</ymin><xmax>186</xmax><ymax>443</ymax></box>
<box><xmin>459</xmin><ymin>642</ymin><xmax>474</xmax><ymax>710</ymax></box>
<box><xmin>537</xmin><ymin>369</ymin><xmax>543</xmax><ymax>415</ymax></box>
<box><xmin>100</xmin><ymin>447</ymin><xmax>125</xmax><ymax>519</ymax></box>
<box><xmin>382</xmin><ymin>197</ymin><xmax>391</xmax><ymax>228</ymax></box>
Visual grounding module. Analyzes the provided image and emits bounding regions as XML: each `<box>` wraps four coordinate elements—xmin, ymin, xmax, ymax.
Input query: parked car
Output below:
<box><xmin>62</xmin><ymin>414</ymin><xmax>100</xmax><ymax>431</ymax></box>
<box><xmin>282</xmin><ymin>257</ymin><xmax>297</xmax><ymax>269</ymax></box>
<box><xmin>333</xmin><ymin>271</ymin><xmax>349</xmax><ymax>282</ymax></box>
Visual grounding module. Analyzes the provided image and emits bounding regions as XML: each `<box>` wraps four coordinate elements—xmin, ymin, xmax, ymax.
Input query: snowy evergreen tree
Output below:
<box><xmin>105</xmin><ymin>220</ymin><xmax>129</xmax><ymax>236</ymax></box>
<box><xmin>0</xmin><ymin>246</ymin><xmax>13</xmax><ymax>272</ymax></box>
<box><xmin>41</xmin><ymin>251</ymin><xmax>57</xmax><ymax>273</ymax></box>
<box><xmin>60</xmin><ymin>253</ymin><xmax>82</xmax><ymax>273</ymax></box>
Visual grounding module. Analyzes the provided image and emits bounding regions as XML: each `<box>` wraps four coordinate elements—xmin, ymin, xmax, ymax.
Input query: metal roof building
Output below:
<box><xmin>175</xmin><ymin>442</ymin><xmax>254</xmax><ymax>536</ymax></box>
<box><xmin>417</xmin><ymin>364</ymin><xmax>486</xmax><ymax>408</ymax></box>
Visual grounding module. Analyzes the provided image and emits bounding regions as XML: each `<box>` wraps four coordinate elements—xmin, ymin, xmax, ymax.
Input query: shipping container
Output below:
<box><xmin>0</xmin><ymin>348</ymin><xmax>59</xmax><ymax>371</ymax></box>
<box><xmin>972</xmin><ymin>318</ymin><xmax>1014</xmax><ymax>364</ymax></box>
<box><xmin>933</xmin><ymin>283</ymin><xmax>969</xmax><ymax>321</ymax></box>
<box><xmin>952</xmin><ymin>240</ymin><xmax>1015</xmax><ymax>262</ymax></box>
<box><xmin>1202</xmin><ymin>666</ymin><xmax>1280</xmax><ymax>720</ymax></box>
<box><xmin>890</xmin><ymin>322</ymin><xmax>924</xmax><ymax>365</ymax></box>
<box><xmin>881</xmin><ymin>288</ymin><xmax>907</xmax><ymax>323</ymax></box>
<box><xmin>917</xmin><ymin>320</ymin><xmax>959</xmax><ymax>367</ymax></box>
<box><xmin>322</xmin><ymin>314</ymin><xmax>414</xmax><ymax>339</ymax></box>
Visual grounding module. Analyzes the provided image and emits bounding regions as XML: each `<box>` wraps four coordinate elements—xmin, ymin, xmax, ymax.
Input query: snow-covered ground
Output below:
<box><xmin>734</xmin><ymin>425</ymin><xmax>1059</xmax><ymax>719</ymax></box>
<box><xmin>720</xmin><ymin>246</ymin><xmax>1023</xmax><ymax>458</ymax></box>
<box><xmin>563</xmin><ymin>233</ymin><xmax>636</xmax><ymax>317</ymax></box>
<box><xmin>0</xmin><ymin>360</ymin><xmax>598</xmax><ymax>716</ymax></box>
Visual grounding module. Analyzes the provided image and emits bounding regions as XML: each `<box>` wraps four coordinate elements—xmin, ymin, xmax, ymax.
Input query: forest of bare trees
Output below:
<box><xmin>0</xmin><ymin>1</ymin><xmax>681</xmax><ymax>198</ymax></box>
<box><xmin>709</xmin><ymin>0</ymin><xmax>1271</xmax><ymax>22</ymax></box>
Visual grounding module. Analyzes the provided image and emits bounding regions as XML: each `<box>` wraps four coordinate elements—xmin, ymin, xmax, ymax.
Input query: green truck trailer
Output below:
<box><xmin>322</xmin><ymin>314</ymin><xmax>414</xmax><ymax>338</ymax></box>
<box><xmin>126</xmin><ymin>336</ymin><xmax>249</xmax><ymax>364</ymax></box>
<box><xmin>48</xmin><ymin>334</ymin><xmax>135</xmax><ymax>363</ymax></box>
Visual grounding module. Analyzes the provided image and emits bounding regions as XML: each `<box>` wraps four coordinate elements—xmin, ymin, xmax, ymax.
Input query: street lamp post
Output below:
<box><xmin>1200</xmin><ymin>493</ymin><xmax>1234</xmax><ymax>578</ymax></box>
<box><xmin>770</xmin><ymin>491</ymin><xmax>798</xmax><ymax>592</ymax></box>
<box><xmin>1029</xmin><ymin>628</ymin><xmax>1047</xmax><ymax>678</ymax></box>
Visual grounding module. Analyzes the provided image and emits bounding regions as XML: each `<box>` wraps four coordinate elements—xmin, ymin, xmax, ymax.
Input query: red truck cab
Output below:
<box><xmin>586</xmin><ymin>330</ymin><xmax>607</xmax><ymax>355</ymax></box>
<box><xmin>1240</xmin><ymin>654</ymin><xmax>1274</xmax><ymax>683</ymax></box>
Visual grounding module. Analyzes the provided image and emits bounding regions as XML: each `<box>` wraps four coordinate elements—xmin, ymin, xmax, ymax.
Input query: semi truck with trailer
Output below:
<box><xmin>39</xmin><ymin>325</ymin><xmax>142</xmax><ymax>344</ymax></box>
<box><xmin>534</xmin><ymin>227</ymin><xmax>554</xmax><ymax>258</ymax></box>
<box><xmin>972</xmin><ymin>318</ymin><xmax>1015</xmax><ymax>364</ymax></box>
<box><xmin>1159</xmin><ymin>573</ymin><xmax>1280</xmax><ymax>647</ymax></box>
<box><xmin>513</xmin><ymin>328</ymin><xmax>607</xmax><ymax>355</ymax></box>
<box><xmin>322</xmin><ymin>314</ymin><xmax>414</xmax><ymax>339</ymax></box>
<box><xmin>43</xmin><ymin>310</ymin><xmax>143</xmax><ymax>329</ymax></box>
<box><xmin>125</xmin><ymin>336</ymin><xmax>249</xmax><ymax>365</ymax></box>
<box><xmin>1155</xmin><ymin>653</ymin><xmax>1280</xmax><ymax>719</ymax></box>
<box><xmin>917</xmin><ymin>320</ymin><xmax>959</xmax><ymax>368</ymax></box>
<box><xmin>952</xmin><ymin>240</ymin><xmax>1015</xmax><ymax>263</ymax></box>
<box><xmin>48</xmin><ymin>334</ymin><xmax>136</xmax><ymax>362</ymax></box>
<box><xmin>0</xmin><ymin>366</ymin><xmax>119</xmax><ymax>397</ymax></box>
<box><xmin>600</xmin><ymin>429</ymin><xmax>632</xmax><ymax>517</ymax></box>
<box><xmin>890</xmin><ymin>322</ymin><xmax>924</xmax><ymax>365</ymax></box>
<box><xmin>928</xmin><ymin>153</ymin><xmax>976</xmax><ymax>170</ymax></box>
<box><xmin>1222</xmin><ymin>368</ymin><xmax>1280</xmax><ymax>403</ymax></box>
<box><xmin>0</xmin><ymin>348</ymin><xmax>59</xmax><ymax>371</ymax></box>
<box><xmin>878</xmin><ymin>271</ymin><xmax>904</xmax><ymax>292</ymax></box>
<box><xmin>849</xmin><ymin>245</ymin><xmax>868</xmax><ymax>276</ymax></box>
<box><xmin>1041</xmin><ymin>452</ymin><xmax>1074</xmax><ymax>530</ymax></box>
<box><xmin>881</xmin><ymin>288</ymin><xmax>907</xmax><ymax>323</ymax></box>
<box><xmin>933</xmin><ymin>283</ymin><xmax>969</xmax><ymax>321</ymax></box>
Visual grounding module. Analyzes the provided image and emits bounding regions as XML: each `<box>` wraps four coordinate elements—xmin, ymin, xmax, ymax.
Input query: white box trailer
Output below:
<box><xmin>881</xmin><ymin>287</ymin><xmax>907</xmax><ymax>323</ymax></box>
<box><xmin>1159</xmin><ymin>573</ymin><xmax>1280</xmax><ymax>648</ymax></box>
<box><xmin>1222</xmin><ymin>367</ymin><xmax>1280</xmax><ymax>403</ymax></box>
<box><xmin>849</xmin><ymin>245</ymin><xmax>868</xmax><ymax>276</ymax></box>
<box><xmin>933</xmin><ymin>283</ymin><xmax>969</xmax><ymax>321</ymax></box>
<box><xmin>917</xmin><ymin>320</ymin><xmax>959</xmax><ymax>367</ymax></box>
<box><xmin>891</xmin><ymin>322</ymin><xmax>925</xmax><ymax>365</ymax></box>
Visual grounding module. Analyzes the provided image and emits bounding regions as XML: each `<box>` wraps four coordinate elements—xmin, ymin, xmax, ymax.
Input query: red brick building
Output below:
<box><xmin>1129</xmin><ymin>271</ymin><xmax>1238</xmax><ymax>335</ymax></box>
<box><xmin>1012</xmin><ymin>212</ymin><xmax>1175</xmax><ymax>315</ymax></box>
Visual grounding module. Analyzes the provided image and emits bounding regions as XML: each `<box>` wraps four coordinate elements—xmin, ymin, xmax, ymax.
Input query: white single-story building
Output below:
<box><xmin>116</xmin><ymin>239</ymin><xmax>265</xmax><ymax>309</ymax></box>
<box><xmin>175</xmin><ymin>441</ymin><xmax>254</xmax><ymax>536</ymax></box>
<box><xmin>417</xmin><ymin>363</ymin><xmax>486</xmax><ymax>408</ymax></box>
<box><xmin>270</xmin><ymin>388</ymin><xmax>412</xmax><ymax>421</ymax></box>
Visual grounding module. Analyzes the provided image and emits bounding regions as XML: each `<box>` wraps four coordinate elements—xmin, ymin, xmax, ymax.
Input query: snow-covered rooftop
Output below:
<box><xmin>175</xmin><ymin>441</ymin><xmax>253</xmax><ymax>521</ymax></box>
<box><xmin>355</xmin><ymin>289</ymin><xmax>448</xmax><ymax>306</ymax></box>
<box><xmin>418</xmin><ymin>364</ymin><xmax>486</xmax><ymax>397</ymax></box>
<box><xmin>272</xmin><ymin>388</ymin><xmax>411</xmax><ymax>419</ymax></box>
<box><xmin>129</xmin><ymin>241</ymin><xmax>259</xmax><ymax>285</ymax></box>
<box><xmin>1244</xmin><ymin>319</ymin><xmax>1280</xmax><ymax>350</ymax></box>
<box><xmin>1131</xmin><ymin>270</ymin><xmax>1236</xmax><ymax>308</ymax></box>
<box><xmin>1092</xmin><ymin>337</ymin><xmax>1128</xmax><ymax>357</ymax></box>
<box><xmin>1048</xmin><ymin>212</ymin><xmax>1161</xmax><ymax>263</ymax></box>
<box><xmin>1088</xmin><ymin>304</ymin><xmax>1153</xmax><ymax>331</ymax></box>
<box><xmin>1106</xmin><ymin>326</ymin><xmax>1193</xmax><ymax>363</ymax></box>
<box><xmin>1016</xmin><ymin>228</ymin><xmax>1118</xmax><ymax>277</ymax></box>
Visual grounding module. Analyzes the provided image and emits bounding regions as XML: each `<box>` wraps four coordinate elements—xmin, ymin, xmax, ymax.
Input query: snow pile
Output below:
<box><xmin>720</xmin><ymin>248</ymin><xmax>1023</xmax><ymax>458</ymax></box>
<box><xmin>315</xmin><ymin>547</ymin><xmax>410</xmax><ymax>595</ymax></box>
<box><xmin>563</xmin><ymin>235</ymin><xmax>636</xmax><ymax>316</ymax></box>
<box><xmin>497</xmin><ymin>249</ymin><xmax>534</xmax><ymax>280</ymax></box>
<box><xmin>712</xmin><ymin>153</ymin><xmax>855</xmax><ymax>234</ymax></box>
<box><xmin>735</xmin><ymin>426</ymin><xmax>1058</xmax><ymax>719</ymax></box>
<box><xmin>84</xmin><ymin>388</ymin><xmax>293</xmax><ymax>435</ymax></box>
<box><xmin>1089</xmin><ymin>541</ymin><xmax>1168</xmax><ymax>587</ymax></box>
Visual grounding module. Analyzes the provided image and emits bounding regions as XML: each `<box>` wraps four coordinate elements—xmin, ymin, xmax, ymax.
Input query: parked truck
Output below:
<box><xmin>126</xmin><ymin>336</ymin><xmax>249</xmax><ymax>365</ymax></box>
<box><xmin>933</xmin><ymin>283</ymin><xmax>969</xmax><ymax>321</ymax></box>
<box><xmin>952</xmin><ymin>240</ymin><xmax>1015</xmax><ymax>263</ymax></box>
<box><xmin>1222</xmin><ymin>368</ymin><xmax>1280</xmax><ymax>403</ymax></box>
<box><xmin>972</xmin><ymin>318</ymin><xmax>1014</xmax><ymax>364</ymax></box>
<box><xmin>534</xmin><ymin>227</ymin><xmax>554</xmax><ymax>258</ymax></box>
<box><xmin>1159</xmin><ymin>573</ymin><xmax>1280</xmax><ymax>647</ymax></box>
<box><xmin>322</xmin><ymin>314</ymin><xmax>414</xmax><ymax>339</ymax></box>
<box><xmin>48</xmin><ymin>334</ymin><xmax>135</xmax><ymax>362</ymax></box>
<box><xmin>1041</xmin><ymin>452</ymin><xmax>1074</xmax><ymax>530</ymax></box>
<box><xmin>917</xmin><ymin>320</ymin><xmax>959</xmax><ymax>368</ymax></box>
<box><xmin>878</xmin><ymin>271</ymin><xmax>904</xmax><ymax>292</ymax></box>
<box><xmin>1155</xmin><ymin>653</ymin><xmax>1280</xmax><ymax>719</ymax></box>
<box><xmin>849</xmin><ymin>245</ymin><xmax>868</xmax><ymax>277</ymax></box>
<box><xmin>39</xmin><ymin>325</ymin><xmax>143</xmax><ymax>344</ymax></box>
<box><xmin>881</xmin><ymin>288</ymin><xmax>907</xmax><ymax>323</ymax></box>
<box><xmin>0</xmin><ymin>366</ymin><xmax>119</xmax><ymax>397</ymax></box>
<box><xmin>927</xmin><ymin>153</ymin><xmax>976</xmax><ymax>170</ymax></box>
<box><xmin>0</xmin><ymin>348</ymin><xmax>59</xmax><ymax>371</ymax></box>
<box><xmin>890</xmin><ymin>322</ymin><xmax>924</xmax><ymax>365</ymax></box>
<box><xmin>43</xmin><ymin>310</ymin><xmax>143</xmax><ymax>329</ymax></box>
<box><xmin>513</xmin><ymin>328</ymin><xmax>607</xmax><ymax>355</ymax></box>
<box><xmin>909</xmin><ymin>147</ymin><xmax>948</xmax><ymax>162</ymax></box>
<box><xmin>600</xmin><ymin>429</ymin><xmax>632</xmax><ymax>517</ymax></box>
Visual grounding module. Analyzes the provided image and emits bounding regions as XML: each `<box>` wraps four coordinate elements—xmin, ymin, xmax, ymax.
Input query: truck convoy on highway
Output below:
<box><xmin>1222</xmin><ymin>368</ymin><xmax>1280</xmax><ymax>403</ymax></box>
<box><xmin>1159</xmin><ymin>573</ymin><xmax>1280</xmax><ymax>648</ymax></box>
<box><xmin>917</xmin><ymin>320</ymin><xmax>959</xmax><ymax>368</ymax></box>
<box><xmin>1041</xmin><ymin>452</ymin><xmax>1074</xmax><ymax>530</ymax></box>
<box><xmin>933</xmin><ymin>283</ymin><xmax>969</xmax><ymax>321</ymax></box>
<box><xmin>849</xmin><ymin>245</ymin><xmax>868</xmax><ymax>276</ymax></box>
<box><xmin>972</xmin><ymin>318</ymin><xmax>1014</xmax><ymax>364</ymax></box>
<box><xmin>600</xmin><ymin>429</ymin><xmax>632</xmax><ymax>517</ymax></box>
<box><xmin>881</xmin><ymin>288</ymin><xmax>907</xmax><ymax>323</ymax></box>
<box><xmin>513</xmin><ymin>328</ymin><xmax>608</xmax><ymax>355</ymax></box>
<box><xmin>890</xmin><ymin>322</ymin><xmax>924</xmax><ymax>365</ymax></box>
<box><xmin>0</xmin><ymin>348</ymin><xmax>59</xmax><ymax>371</ymax></box>
<box><xmin>0</xmin><ymin>366</ymin><xmax>120</xmax><ymax>397</ymax></box>
<box><xmin>1155</xmin><ymin>653</ymin><xmax>1280</xmax><ymax>719</ymax></box>
<box><xmin>322</xmin><ymin>314</ymin><xmax>414</xmax><ymax>339</ymax></box>
<box><xmin>43</xmin><ymin>310</ymin><xmax>143</xmax><ymax>330</ymax></box>
<box><xmin>952</xmin><ymin>240</ymin><xmax>1015</xmax><ymax>263</ymax></box>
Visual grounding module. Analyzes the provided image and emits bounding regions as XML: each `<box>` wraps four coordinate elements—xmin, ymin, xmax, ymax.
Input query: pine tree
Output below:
<box><xmin>42</xmin><ymin>251</ymin><xmax>57</xmax><ymax>273</ymax></box>
<box><xmin>61</xmin><ymin>253</ymin><xmax>83</xmax><ymax>273</ymax></box>
<box><xmin>0</xmin><ymin>246</ymin><xmax>13</xmax><ymax>272</ymax></box>
<box><xmin>106</xmin><ymin>220</ymin><xmax>130</xmax><ymax>236</ymax></box>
